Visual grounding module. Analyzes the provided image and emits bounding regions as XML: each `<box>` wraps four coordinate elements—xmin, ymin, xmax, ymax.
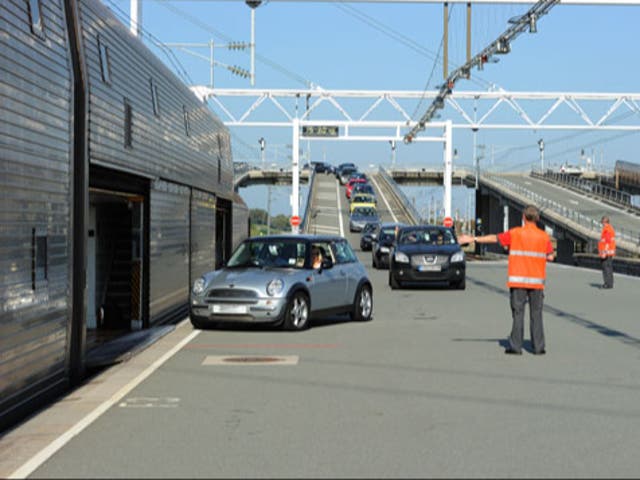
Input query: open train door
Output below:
<box><xmin>216</xmin><ymin>197</ymin><xmax>232</xmax><ymax>269</ymax></box>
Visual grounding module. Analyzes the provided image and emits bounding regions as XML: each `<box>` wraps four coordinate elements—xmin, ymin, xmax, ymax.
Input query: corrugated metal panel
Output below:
<box><xmin>0</xmin><ymin>0</ymin><xmax>72</xmax><ymax>415</ymax></box>
<box><xmin>190</xmin><ymin>189</ymin><xmax>216</xmax><ymax>283</ymax></box>
<box><xmin>77</xmin><ymin>0</ymin><xmax>234</xmax><ymax>198</ymax></box>
<box><xmin>149</xmin><ymin>180</ymin><xmax>190</xmax><ymax>324</ymax></box>
<box><xmin>232</xmin><ymin>194</ymin><xmax>250</xmax><ymax>252</ymax></box>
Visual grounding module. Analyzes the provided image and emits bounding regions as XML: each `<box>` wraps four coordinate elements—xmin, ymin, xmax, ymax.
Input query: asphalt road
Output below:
<box><xmin>10</xmin><ymin>174</ymin><xmax>640</xmax><ymax>479</ymax></box>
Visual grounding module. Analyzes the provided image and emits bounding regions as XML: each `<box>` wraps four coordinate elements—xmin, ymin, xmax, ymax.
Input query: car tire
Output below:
<box><xmin>190</xmin><ymin>314</ymin><xmax>210</xmax><ymax>330</ymax></box>
<box><xmin>350</xmin><ymin>284</ymin><xmax>373</xmax><ymax>322</ymax></box>
<box><xmin>454</xmin><ymin>278</ymin><xmax>466</xmax><ymax>290</ymax></box>
<box><xmin>389</xmin><ymin>273</ymin><xmax>400</xmax><ymax>290</ymax></box>
<box><xmin>283</xmin><ymin>291</ymin><xmax>310</xmax><ymax>331</ymax></box>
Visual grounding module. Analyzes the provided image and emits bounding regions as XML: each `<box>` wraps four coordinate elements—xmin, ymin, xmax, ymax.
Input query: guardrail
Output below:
<box><xmin>300</xmin><ymin>169</ymin><xmax>316</xmax><ymax>234</ymax></box>
<box><xmin>482</xmin><ymin>173</ymin><xmax>640</xmax><ymax>255</ymax></box>
<box><xmin>377</xmin><ymin>166</ymin><xmax>424</xmax><ymax>225</ymax></box>
<box><xmin>531</xmin><ymin>170</ymin><xmax>640</xmax><ymax>212</ymax></box>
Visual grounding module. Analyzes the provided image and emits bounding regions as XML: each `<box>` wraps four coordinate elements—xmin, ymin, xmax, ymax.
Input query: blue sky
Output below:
<box><xmin>106</xmin><ymin>1</ymin><xmax>640</xmax><ymax>214</ymax></box>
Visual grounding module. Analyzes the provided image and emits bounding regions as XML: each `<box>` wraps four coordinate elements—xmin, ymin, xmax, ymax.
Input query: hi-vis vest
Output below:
<box><xmin>507</xmin><ymin>224</ymin><xmax>550</xmax><ymax>290</ymax></box>
<box><xmin>598</xmin><ymin>224</ymin><xmax>616</xmax><ymax>257</ymax></box>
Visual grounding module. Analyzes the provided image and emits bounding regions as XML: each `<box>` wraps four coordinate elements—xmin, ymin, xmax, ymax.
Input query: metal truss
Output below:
<box><xmin>192</xmin><ymin>87</ymin><xmax>640</xmax><ymax>135</ymax></box>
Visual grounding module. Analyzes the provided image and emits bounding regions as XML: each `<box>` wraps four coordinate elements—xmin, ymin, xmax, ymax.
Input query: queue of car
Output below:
<box><xmin>189</xmin><ymin>162</ymin><xmax>467</xmax><ymax>333</ymax></box>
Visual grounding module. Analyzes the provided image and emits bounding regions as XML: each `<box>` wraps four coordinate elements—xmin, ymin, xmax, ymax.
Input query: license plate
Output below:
<box><xmin>211</xmin><ymin>304</ymin><xmax>248</xmax><ymax>314</ymax></box>
<box><xmin>418</xmin><ymin>265</ymin><xmax>441</xmax><ymax>272</ymax></box>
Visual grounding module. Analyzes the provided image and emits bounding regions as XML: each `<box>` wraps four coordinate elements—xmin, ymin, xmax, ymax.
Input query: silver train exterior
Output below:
<box><xmin>0</xmin><ymin>0</ymin><xmax>249</xmax><ymax>430</ymax></box>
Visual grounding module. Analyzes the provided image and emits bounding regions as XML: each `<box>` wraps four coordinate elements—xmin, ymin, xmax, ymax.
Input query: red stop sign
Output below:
<box><xmin>290</xmin><ymin>215</ymin><xmax>301</xmax><ymax>227</ymax></box>
<box><xmin>443</xmin><ymin>216</ymin><xmax>454</xmax><ymax>228</ymax></box>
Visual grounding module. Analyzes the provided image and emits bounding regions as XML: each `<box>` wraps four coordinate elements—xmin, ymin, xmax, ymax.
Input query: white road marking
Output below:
<box><xmin>202</xmin><ymin>355</ymin><xmax>299</xmax><ymax>365</ymax></box>
<box><xmin>569</xmin><ymin>199</ymin><xmax>579</xmax><ymax>205</ymax></box>
<box><xmin>118</xmin><ymin>397</ymin><xmax>180</xmax><ymax>408</ymax></box>
<box><xmin>336</xmin><ymin>180</ymin><xmax>345</xmax><ymax>237</ymax></box>
<box><xmin>314</xmin><ymin>226</ymin><xmax>340</xmax><ymax>233</ymax></box>
<box><xmin>369</xmin><ymin>175</ymin><xmax>398</xmax><ymax>223</ymax></box>
<box><xmin>9</xmin><ymin>323</ymin><xmax>201</xmax><ymax>479</ymax></box>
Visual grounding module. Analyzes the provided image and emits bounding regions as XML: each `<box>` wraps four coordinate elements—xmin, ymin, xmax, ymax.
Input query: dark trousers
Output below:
<box><xmin>508</xmin><ymin>288</ymin><xmax>545</xmax><ymax>353</ymax></box>
<box><xmin>601</xmin><ymin>256</ymin><xmax>614</xmax><ymax>288</ymax></box>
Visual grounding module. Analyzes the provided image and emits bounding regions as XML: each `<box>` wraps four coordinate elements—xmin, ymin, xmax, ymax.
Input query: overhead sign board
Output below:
<box><xmin>301</xmin><ymin>125</ymin><xmax>339</xmax><ymax>138</ymax></box>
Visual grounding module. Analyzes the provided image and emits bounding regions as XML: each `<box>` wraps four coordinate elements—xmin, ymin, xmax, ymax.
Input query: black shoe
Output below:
<box><xmin>505</xmin><ymin>348</ymin><xmax>522</xmax><ymax>355</ymax></box>
<box><xmin>601</xmin><ymin>284</ymin><xmax>613</xmax><ymax>289</ymax></box>
<box><xmin>533</xmin><ymin>349</ymin><xmax>546</xmax><ymax>355</ymax></box>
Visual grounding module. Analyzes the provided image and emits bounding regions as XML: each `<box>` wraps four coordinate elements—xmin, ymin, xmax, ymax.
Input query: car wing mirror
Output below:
<box><xmin>320</xmin><ymin>257</ymin><xmax>333</xmax><ymax>270</ymax></box>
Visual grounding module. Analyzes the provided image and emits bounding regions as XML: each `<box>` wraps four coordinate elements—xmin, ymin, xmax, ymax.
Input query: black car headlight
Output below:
<box><xmin>451</xmin><ymin>251</ymin><xmax>465</xmax><ymax>263</ymax></box>
<box><xmin>394</xmin><ymin>251</ymin><xmax>410</xmax><ymax>263</ymax></box>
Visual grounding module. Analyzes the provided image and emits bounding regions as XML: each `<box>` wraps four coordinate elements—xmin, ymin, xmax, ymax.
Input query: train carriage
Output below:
<box><xmin>0</xmin><ymin>0</ymin><xmax>248</xmax><ymax>431</ymax></box>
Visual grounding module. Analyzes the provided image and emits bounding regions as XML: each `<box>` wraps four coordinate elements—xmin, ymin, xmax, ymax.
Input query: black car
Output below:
<box><xmin>338</xmin><ymin>166</ymin><xmax>358</xmax><ymax>185</ymax></box>
<box><xmin>371</xmin><ymin>222</ymin><xmax>405</xmax><ymax>269</ymax></box>
<box><xmin>360</xmin><ymin>221</ymin><xmax>381</xmax><ymax>251</ymax></box>
<box><xmin>388</xmin><ymin>225</ymin><xmax>466</xmax><ymax>290</ymax></box>
<box><xmin>336</xmin><ymin>162</ymin><xmax>356</xmax><ymax>179</ymax></box>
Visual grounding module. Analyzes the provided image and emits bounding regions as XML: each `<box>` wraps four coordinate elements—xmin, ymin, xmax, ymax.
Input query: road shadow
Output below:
<box><xmin>468</xmin><ymin>276</ymin><xmax>640</xmax><ymax>350</ymax></box>
<box><xmin>451</xmin><ymin>337</ymin><xmax>538</xmax><ymax>354</ymax></box>
<box><xmin>195</xmin><ymin>314</ymin><xmax>353</xmax><ymax>332</ymax></box>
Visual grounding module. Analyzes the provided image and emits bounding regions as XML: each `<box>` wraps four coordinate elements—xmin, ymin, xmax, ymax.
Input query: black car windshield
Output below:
<box><xmin>227</xmin><ymin>239</ymin><xmax>307</xmax><ymax>269</ymax></box>
<box><xmin>398</xmin><ymin>228</ymin><xmax>456</xmax><ymax>246</ymax></box>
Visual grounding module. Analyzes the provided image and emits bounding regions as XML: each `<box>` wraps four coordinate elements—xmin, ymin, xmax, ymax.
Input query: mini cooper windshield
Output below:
<box><xmin>227</xmin><ymin>239</ymin><xmax>308</xmax><ymax>269</ymax></box>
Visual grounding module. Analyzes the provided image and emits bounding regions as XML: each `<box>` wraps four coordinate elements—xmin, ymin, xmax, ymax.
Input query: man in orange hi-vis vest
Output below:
<box><xmin>598</xmin><ymin>216</ymin><xmax>616</xmax><ymax>289</ymax></box>
<box><xmin>458</xmin><ymin>205</ymin><xmax>555</xmax><ymax>356</ymax></box>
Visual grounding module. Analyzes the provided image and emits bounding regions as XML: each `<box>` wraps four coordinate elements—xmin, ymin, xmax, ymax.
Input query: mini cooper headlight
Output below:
<box><xmin>394</xmin><ymin>251</ymin><xmax>410</xmax><ymax>263</ymax></box>
<box><xmin>192</xmin><ymin>277</ymin><xmax>206</xmax><ymax>295</ymax></box>
<box><xmin>451</xmin><ymin>251</ymin><xmax>465</xmax><ymax>263</ymax></box>
<box><xmin>266</xmin><ymin>278</ymin><xmax>284</xmax><ymax>296</ymax></box>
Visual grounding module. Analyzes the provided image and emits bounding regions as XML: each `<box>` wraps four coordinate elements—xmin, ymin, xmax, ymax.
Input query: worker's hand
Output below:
<box><xmin>457</xmin><ymin>234</ymin><xmax>474</xmax><ymax>245</ymax></box>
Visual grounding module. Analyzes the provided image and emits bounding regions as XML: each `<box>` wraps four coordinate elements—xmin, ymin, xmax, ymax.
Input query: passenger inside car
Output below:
<box><xmin>311</xmin><ymin>246</ymin><xmax>323</xmax><ymax>269</ymax></box>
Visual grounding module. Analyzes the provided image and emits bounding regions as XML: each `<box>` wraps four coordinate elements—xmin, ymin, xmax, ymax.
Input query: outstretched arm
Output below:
<box><xmin>457</xmin><ymin>234</ymin><xmax>498</xmax><ymax>245</ymax></box>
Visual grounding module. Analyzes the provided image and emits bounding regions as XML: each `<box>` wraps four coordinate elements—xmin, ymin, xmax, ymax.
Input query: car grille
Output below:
<box><xmin>410</xmin><ymin>254</ymin><xmax>448</xmax><ymax>267</ymax></box>
<box><xmin>206</xmin><ymin>289</ymin><xmax>259</xmax><ymax>304</ymax></box>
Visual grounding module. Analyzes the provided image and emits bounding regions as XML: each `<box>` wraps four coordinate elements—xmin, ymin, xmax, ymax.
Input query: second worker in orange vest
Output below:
<box><xmin>458</xmin><ymin>205</ymin><xmax>555</xmax><ymax>355</ymax></box>
<box><xmin>598</xmin><ymin>216</ymin><xmax>616</xmax><ymax>289</ymax></box>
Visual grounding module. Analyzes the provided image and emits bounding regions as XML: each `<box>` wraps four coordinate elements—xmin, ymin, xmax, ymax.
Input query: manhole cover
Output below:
<box><xmin>202</xmin><ymin>355</ymin><xmax>299</xmax><ymax>365</ymax></box>
<box><xmin>223</xmin><ymin>356</ymin><xmax>282</xmax><ymax>363</ymax></box>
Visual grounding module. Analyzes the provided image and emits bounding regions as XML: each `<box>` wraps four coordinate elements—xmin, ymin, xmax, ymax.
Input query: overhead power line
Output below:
<box><xmin>404</xmin><ymin>0</ymin><xmax>559</xmax><ymax>144</ymax></box>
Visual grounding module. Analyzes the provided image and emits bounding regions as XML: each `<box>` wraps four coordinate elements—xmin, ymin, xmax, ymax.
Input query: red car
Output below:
<box><xmin>346</xmin><ymin>178</ymin><xmax>367</xmax><ymax>199</ymax></box>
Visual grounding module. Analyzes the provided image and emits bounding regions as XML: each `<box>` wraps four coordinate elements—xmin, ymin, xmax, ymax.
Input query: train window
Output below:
<box><xmin>32</xmin><ymin>228</ymin><xmax>48</xmax><ymax>289</ymax></box>
<box><xmin>150</xmin><ymin>78</ymin><xmax>160</xmax><ymax>116</ymax></box>
<box><xmin>98</xmin><ymin>36</ymin><xmax>111</xmax><ymax>84</ymax></box>
<box><xmin>124</xmin><ymin>98</ymin><xmax>133</xmax><ymax>148</ymax></box>
<box><xmin>28</xmin><ymin>0</ymin><xmax>45</xmax><ymax>39</ymax></box>
<box><xmin>183</xmin><ymin>105</ymin><xmax>191</xmax><ymax>137</ymax></box>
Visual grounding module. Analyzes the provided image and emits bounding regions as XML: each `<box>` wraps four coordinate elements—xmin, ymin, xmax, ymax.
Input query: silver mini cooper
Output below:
<box><xmin>190</xmin><ymin>235</ymin><xmax>373</xmax><ymax>331</ymax></box>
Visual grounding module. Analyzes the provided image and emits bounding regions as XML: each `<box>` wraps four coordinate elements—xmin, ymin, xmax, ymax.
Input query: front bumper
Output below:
<box><xmin>190</xmin><ymin>295</ymin><xmax>288</xmax><ymax>324</ymax></box>
<box><xmin>390</xmin><ymin>262</ymin><xmax>465</xmax><ymax>285</ymax></box>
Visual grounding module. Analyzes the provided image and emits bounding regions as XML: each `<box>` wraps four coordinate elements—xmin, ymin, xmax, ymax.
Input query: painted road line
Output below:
<box><xmin>336</xmin><ymin>179</ymin><xmax>345</xmax><ymax>237</ymax></box>
<box><xmin>9</xmin><ymin>324</ymin><xmax>201</xmax><ymax>479</ymax></box>
<box><xmin>369</xmin><ymin>175</ymin><xmax>398</xmax><ymax>223</ymax></box>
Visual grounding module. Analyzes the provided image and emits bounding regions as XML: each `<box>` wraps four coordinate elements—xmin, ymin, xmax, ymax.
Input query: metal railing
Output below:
<box><xmin>378</xmin><ymin>167</ymin><xmax>424</xmax><ymax>225</ymax></box>
<box><xmin>300</xmin><ymin>169</ymin><xmax>316</xmax><ymax>234</ymax></box>
<box><xmin>483</xmin><ymin>173</ymin><xmax>640</xmax><ymax>250</ymax></box>
<box><xmin>531</xmin><ymin>170</ymin><xmax>640</xmax><ymax>212</ymax></box>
